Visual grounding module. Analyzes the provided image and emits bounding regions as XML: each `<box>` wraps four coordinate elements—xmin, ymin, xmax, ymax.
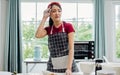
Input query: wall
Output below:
<box><xmin>0</xmin><ymin>0</ymin><xmax>2</xmax><ymax>70</ymax></box>
<box><xmin>0</xmin><ymin>0</ymin><xmax>7</xmax><ymax>70</ymax></box>
<box><xmin>0</xmin><ymin>0</ymin><xmax>1</xmax><ymax>70</ymax></box>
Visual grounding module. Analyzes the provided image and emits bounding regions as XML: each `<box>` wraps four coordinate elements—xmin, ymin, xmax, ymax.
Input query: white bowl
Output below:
<box><xmin>102</xmin><ymin>63</ymin><xmax>120</xmax><ymax>75</ymax></box>
<box><xmin>79</xmin><ymin>62</ymin><xmax>95</xmax><ymax>75</ymax></box>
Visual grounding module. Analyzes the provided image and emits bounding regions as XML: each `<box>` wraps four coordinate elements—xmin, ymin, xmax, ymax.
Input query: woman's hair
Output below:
<box><xmin>48</xmin><ymin>2</ymin><xmax>62</xmax><ymax>26</ymax></box>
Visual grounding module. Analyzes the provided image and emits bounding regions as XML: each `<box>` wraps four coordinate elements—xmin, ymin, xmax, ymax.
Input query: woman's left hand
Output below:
<box><xmin>65</xmin><ymin>69</ymin><xmax>72</xmax><ymax>75</ymax></box>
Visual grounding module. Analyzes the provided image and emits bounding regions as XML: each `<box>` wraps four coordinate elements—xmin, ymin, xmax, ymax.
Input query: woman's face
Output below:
<box><xmin>50</xmin><ymin>5</ymin><xmax>62</xmax><ymax>22</ymax></box>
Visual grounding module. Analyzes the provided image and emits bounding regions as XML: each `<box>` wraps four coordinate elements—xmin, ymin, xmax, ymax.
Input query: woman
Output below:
<box><xmin>35</xmin><ymin>2</ymin><xmax>79</xmax><ymax>75</ymax></box>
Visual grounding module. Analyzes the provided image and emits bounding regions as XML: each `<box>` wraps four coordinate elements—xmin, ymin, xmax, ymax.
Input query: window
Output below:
<box><xmin>115</xmin><ymin>4</ymin><xmax>120</xmax><ymax>59</ymax></box>
<box><xmin>21</xmin><ymin>1</ymin><xmax>94</xmax><ymax>60</ymax></box>
<box><xmin>21</xmin><ymin>2</ymin><xmax>49</xmax><ymax>60</ymax></box>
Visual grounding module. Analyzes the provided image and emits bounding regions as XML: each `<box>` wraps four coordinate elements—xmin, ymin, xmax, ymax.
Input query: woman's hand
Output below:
<box><xmin>43</xmin><ymin>8</ymin><xmax>51</xmax><ymax>19</ymax></box>
<box><xmin>65</xmin><ymin>69</ymin><xmax>72</xmax><ymax>75</ymax></box>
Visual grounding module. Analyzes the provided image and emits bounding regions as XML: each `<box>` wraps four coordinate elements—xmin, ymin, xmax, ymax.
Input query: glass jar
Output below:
<box><xmin>34</xmin><ymin>46</ymin><xmax>41</xmax><ymax>61</ymax></box>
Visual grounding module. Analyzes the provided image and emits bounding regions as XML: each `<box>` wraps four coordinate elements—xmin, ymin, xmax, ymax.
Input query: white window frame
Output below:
<box><xmin>21</xmin><ymin>0</ymin><xmax>94</xmax><ymax>57</ymax></box>
<box><xmin>112</xmin><ymin>1</ymin><xmax>120</xmax><ymax>62</ymax></box>
<box><xmin>21</xmin><ymin>0</ymin><xmax>93</xmax><ymax>3</ymax></box>
<box><xmin>104</xmin><ymin>0</ymin><xmax>120</xmax><ymax>62</ymax></box>
<box><xmin>18</xmin><ymin>0</ymin><xmax>120</xmax><ymax>62</ymax></box>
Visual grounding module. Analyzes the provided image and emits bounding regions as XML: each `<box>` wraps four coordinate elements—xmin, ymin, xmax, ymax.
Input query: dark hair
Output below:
<box><xmin>49</xmin><ymin>17</ymin><xmax>54</xmax><ymax>27</ymax></box>
<box><xmin>48</xmin><ymin>2</ymin><xmax>62</xmax><ymax>26</ymax></box>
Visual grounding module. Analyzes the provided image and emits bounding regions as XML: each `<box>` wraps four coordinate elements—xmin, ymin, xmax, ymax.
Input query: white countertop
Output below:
<box><xmin>0</xmin><ymin>71</ymin><xmax>95</xmax><ymax>75</ymax></box>
<box><xmin>0</xmin><ymin>71</ymin><xmax>12</xmax><ymax>75</ymax></box>
<box><xmin>17</xmin><ymin>73</ymin><xmax>82</xmax><ymax>75</ymax></box>
<box><xmin>17</xmin><ymin>71</ymin><xmax>95</xmax><ymax>75</ymax></box>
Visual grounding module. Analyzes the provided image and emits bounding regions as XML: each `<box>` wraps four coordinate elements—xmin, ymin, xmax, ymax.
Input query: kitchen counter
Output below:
<box><xmin>17</xmin><ymin>73</ymin><xmax>83</xmax><ymax>75</ymax></box>
<box><xmin>0</xmin><ymin>71</ymin><xmax>12</xmax><ymax>75</ymax></box>
<box><xmin>17</xmin><ymin>71</ymin><xmax>95</xmax><ymax>75</ymax></box>
<box><xmin>0</xmin><ymin>71</ymin><xmax>95</xmax><ymax>75</ymax></box>
<box><xmin>17</xmin><ymin>71</ymin><xmax>83</xmax><ymax>75</ymax></box>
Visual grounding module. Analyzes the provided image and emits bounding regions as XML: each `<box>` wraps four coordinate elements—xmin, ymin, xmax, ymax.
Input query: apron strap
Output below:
<box><xmin>62</xmin><ymin>22</ymin><xmax>65</xmax><ymax>32</ymax></box>
<box><xmin>50</xmin><ymin>26</ymin><xmax>53</xmax><ymax>34</ymax></box>
<box><xmin>50</xmin><ymin>22</ymin><xmax>65</xmax><ymax>34</ymax></box>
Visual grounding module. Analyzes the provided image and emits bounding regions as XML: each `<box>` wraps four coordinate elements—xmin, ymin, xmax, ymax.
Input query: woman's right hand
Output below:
<box><xmin>43</xmin><ymin>8</ymin><xmax>51</xmax><ymax>19</ymax></box>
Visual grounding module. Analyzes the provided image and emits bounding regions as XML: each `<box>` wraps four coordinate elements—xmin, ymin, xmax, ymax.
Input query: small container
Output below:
<box><xmin>34</xmin><ymin>46</ymin><xmax>41</xmax><ymax>61</ymax></box>
<box><xmin>95</xmin><ymin>59</ymin><xmax>103</xmax><ymax>75</ymax></box>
